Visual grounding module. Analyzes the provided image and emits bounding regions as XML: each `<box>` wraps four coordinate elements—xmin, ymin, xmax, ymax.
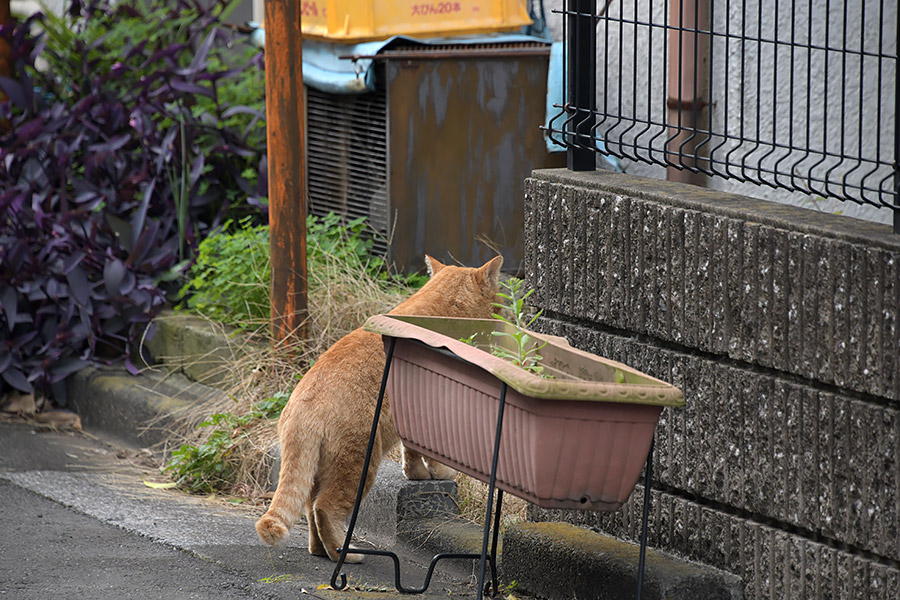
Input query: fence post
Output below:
<box><xmin>265</xmin><ymin>0</ymin><xmax>308</xmax><ymax>346</ymax></box>
<box><xmin>567</xmin><ymin>0</ymin><xmax>596</xmax><ymax>171</ymax></box>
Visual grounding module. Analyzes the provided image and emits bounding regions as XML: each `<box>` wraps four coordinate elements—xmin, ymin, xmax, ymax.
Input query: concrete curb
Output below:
<box><xmin>68</xmin><ymin>313</ymin><xmax>744</xmax><ymax>600</ymax></box>
<box><xmin>502</xmin><ymin>522</ymin><xmax>743</xmax><ymax>600</ymax></box>
<box><xmin>358</xmin><ymin>460</ymin><xmax>459</xmax><ymax>547</ymax></box>
<box><xmin>68</xmin><ymin>366</ymin><xmax>219</xmax><ymax>450</ymax></box>
<box><xmin>141</xmin><ymin>311</ymin><xmax>265</xmax><ymax>389</ymax></box>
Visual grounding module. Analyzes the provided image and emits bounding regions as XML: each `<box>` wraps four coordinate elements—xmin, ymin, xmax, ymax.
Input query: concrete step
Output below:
<box><xmin>140</xmin><ymin>310</ymin><xmax>265</xmax><ymax>390</ymax></box>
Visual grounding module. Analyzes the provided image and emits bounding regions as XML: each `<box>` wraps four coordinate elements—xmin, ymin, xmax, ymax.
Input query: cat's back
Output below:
<box><xmin>291</xmin><ymin>328</ymin><xmax>384</xmax><ymax>401</ymax></box>
<box><xmin>283</xmin><ymin>254</ymin><xmax>502</xmax><ymax>415</ymax></box>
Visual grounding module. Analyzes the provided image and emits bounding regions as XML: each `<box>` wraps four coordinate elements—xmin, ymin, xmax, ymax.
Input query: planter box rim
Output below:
<box><xmin>364</xmin><ymin>314</ymin><xmax>684</xmax><ymax>407</ymax></box>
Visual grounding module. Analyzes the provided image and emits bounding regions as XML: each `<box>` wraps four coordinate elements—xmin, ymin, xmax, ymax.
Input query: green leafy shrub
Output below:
<box><xmin>306</xmin><ymin>212</ymin><xmax>379</xmax><ymax>270</ymax></box>
<box><xmin>164</xmin><ymin>391</ymin><xmax>288</xmax><ymax>493</ymax></box>
<box><xmin>0</xmin><ymin>0</ymin><xmax>266</xmax><ymax>404</ymax></box>
<box><xmin>40</xmin><ymin>0</ymin><xmax>268</xmax><ymax>216</ymax></box>
<box><xmin>179</xmin><ymin>213</ymin><xmax>426</xmax><ymax>330</ymax></box>
<box><xmin>307</xmin><ymin>213</ymin><xmax>429</xmax><ymax>288</ymax></box>
<box><xmin>179</xmin><ymin>218</ymin><xmax>271</xmax><ymax>326</ymax></box>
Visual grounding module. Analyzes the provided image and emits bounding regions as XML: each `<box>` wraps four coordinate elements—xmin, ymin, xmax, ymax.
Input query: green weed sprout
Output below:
<box><xmin>491</xmin><ymin>278</ymin><xmax>549</xmax><ymax>378</ymax></box>
<box><xmin>164</xmin><ymin>392</ymin><xmax>289</xmax><ymax>493</ymax></box>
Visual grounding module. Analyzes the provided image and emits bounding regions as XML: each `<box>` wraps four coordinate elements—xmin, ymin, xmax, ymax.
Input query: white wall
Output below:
<box><xmin>11</xmin><ymin>0</ymin><xmax>66</xmax><ymax>17</ymax></box>
<box><xmin>13</xmin><ymin>0</ymin><xmax>257</xmax><ymax>23</ymax></box>
<box><xmin>546</xmin><ymin>0</ymin><xmax>897</xmax><ymax>225</ymax></box>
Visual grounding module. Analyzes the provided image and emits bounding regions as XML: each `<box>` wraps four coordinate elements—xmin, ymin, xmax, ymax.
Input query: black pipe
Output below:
<box><xmin>567</xmin><ymin>0</ymin><xmax>597</xmax><ymax>171</ymax></box>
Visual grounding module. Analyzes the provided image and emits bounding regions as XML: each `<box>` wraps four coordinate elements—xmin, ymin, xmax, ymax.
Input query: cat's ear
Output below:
<box><xmin>425</xmin><ymin>255</ymin><xmax>446</xmax><ymax>277</ymax></box>
<box><xmin>478</xmin><ymin>255</ymin><xmax>504</xmax><ymax>286</ymax></box>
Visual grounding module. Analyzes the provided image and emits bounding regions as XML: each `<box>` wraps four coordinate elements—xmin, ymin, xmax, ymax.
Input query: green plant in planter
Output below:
<box><xmin>491</xmin><ymin>278</ymin><xmax>550</xmax><ymax>378</ymax></box>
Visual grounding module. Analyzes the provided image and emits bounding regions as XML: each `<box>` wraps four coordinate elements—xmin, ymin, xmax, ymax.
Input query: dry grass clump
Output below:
<box><xmin>455</xmin><ymin>474</ymin><xmax>528</xmax><ymax>530</ymax></box>
<box><xmin>157</xmin><ymin>244</ymin><xmax>418</xmax><ymax>499</ymax></box>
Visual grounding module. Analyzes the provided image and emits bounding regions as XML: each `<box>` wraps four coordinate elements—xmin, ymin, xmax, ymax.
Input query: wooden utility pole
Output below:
<box><xmin>264</xmin><ymin>0</ymin><xmax>308</xmax><ymax>347</ymax></box>
<box><xmin>0</xmin><ymin>0</ymin><xmax>12</xmax><ymax>99</ymax></box>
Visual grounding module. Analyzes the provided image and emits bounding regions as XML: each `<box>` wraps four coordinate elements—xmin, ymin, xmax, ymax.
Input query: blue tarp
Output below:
<box><xmin>250</xmin><ymin>25</ymin><xmax>620</xmax><ymax>168</ymax></box>
<box><xmin>251</xmin><ymin>27</ymin><xmax>548</xmax><ymax>95</ymax></box>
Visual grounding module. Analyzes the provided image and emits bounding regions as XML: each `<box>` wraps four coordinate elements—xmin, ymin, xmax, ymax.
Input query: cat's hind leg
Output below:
<box><xmin>312</xmin><ymin>501</ymin><xmax>364</xmax><ymax>563</ymax></box>
<box><xmin>310</xmin><ymin>455</ymin><xmax>380</xmax><ymax>563</ymax></box>
<box><xmin>305</xmin><ymin>504</ymin><xmax>327</xmax><ymax>557</ymax></box>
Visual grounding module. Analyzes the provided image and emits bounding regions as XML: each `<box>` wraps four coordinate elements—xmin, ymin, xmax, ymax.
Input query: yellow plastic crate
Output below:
<box><xmin>300</xmin><ymin>0</ymin><xmax>532</xmax><ymax>42</ymax></box>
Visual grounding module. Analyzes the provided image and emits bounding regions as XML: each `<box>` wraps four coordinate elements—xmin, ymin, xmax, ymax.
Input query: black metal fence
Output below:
<box><xmin>546</xmin><ymin>0</ymin><xmax>900</xmax><ymax>233</ymax></box>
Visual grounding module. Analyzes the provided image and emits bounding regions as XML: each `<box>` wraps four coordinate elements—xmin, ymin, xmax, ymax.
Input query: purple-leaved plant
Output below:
<box><xmin>0</xmin><ymin>0</ymin><xmax>267</xmax><ymax>405</ymax></box>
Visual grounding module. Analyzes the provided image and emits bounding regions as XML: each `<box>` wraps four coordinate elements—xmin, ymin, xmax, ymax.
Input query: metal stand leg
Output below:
<box><xmin>330</xmin><ymin>337</ymin><xmax>397</xmax><ymax>591</ymax></box>
<box><xmin>477</xmin><ymin>382</ymin><xmax>509</xmax><ymax>600</ymax></box>
<box><xmin>636</xmin><ymin>437</ymin><xmax>654</xmax><ymax>600</ymax></box>
<box><xmin>488</xmin><ymin>490</ymin><xmax>504</xmax><ymax>595</ymax></box>
<box><xmin>330</xmin><ymin>338</ymin><xmax>497</xmax><ymax>594</ymax></box>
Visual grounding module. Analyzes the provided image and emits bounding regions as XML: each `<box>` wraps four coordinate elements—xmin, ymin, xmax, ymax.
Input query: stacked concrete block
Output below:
<box><xmin>526</xmin><ymin>171</ymin><xmax>900</xmax><ymax>401</ymax></box>
<box><xmin>523</xmin><ymin>168</ymin><xmax>900</xmax><ymax>599</ymax></box>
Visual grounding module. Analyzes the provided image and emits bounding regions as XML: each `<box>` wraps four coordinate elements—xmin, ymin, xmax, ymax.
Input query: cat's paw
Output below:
<box><xmin>402</xmin><ymin>457</ymin><xmax>432</xmax><ymax>480</ymax></box>
<box><xmin>425</xmin><ymin>459</ymin><xmax>456</xmax><ymax>480</ymax></box>
<box><xmin>340</xmin><ymin>551</ymin><xmax>365</xmax><ymax>564</ymax></box>
<box><xmin>256</xmin><ymin>515</ymin><xmax>289</xmax><ymax>547</ymax></box>
<box><xmin>308</xmin><ymin>539</ymin><xmax>327</xmax><ymax>557</ymax></box>
<box><xmin>324</xmin><ymin>548</ymin><xmax>364</xmax><ymax>564</ymax></box>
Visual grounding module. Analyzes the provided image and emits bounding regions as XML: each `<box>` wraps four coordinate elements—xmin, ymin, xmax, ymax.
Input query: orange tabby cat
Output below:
<box><xmin>255</xmin><ymin>255</ymin><xmax>503</xmax><ymax>562</ymax></box>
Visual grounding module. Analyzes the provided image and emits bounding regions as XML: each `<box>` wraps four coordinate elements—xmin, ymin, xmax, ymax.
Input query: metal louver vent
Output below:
<box><xmin>306</xmin><ymin>74</ymin><xmax>388</xmax><ymax>256</ymax></box>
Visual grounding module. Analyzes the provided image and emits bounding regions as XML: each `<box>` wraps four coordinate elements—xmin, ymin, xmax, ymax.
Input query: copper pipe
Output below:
<box><xmin>666</xmin><ymin>0</ymin><xmax>709</xmax><ymax>186</ymax></box>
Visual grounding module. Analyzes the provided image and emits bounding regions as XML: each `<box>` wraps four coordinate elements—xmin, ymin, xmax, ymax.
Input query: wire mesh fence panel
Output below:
<box><xmin>545</xmin><ymin>0</ymin><xmax>899</xmax><ymax>227</ymax></box>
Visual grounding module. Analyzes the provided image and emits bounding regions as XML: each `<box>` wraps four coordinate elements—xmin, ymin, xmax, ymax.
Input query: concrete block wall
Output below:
<box><xmin>523</xmin><ymin>169</ymin><xmax>900</xmax><ymax>599</ymax></box>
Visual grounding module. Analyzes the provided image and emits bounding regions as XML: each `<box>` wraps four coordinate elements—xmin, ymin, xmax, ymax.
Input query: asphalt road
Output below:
<box><xmin>0</xmin><ymin>480</ymin><xmax>269</xmax><ymax>599</ymax></box>
<box><xmin>0</xmin><ymin>421</ymin><xmax>479</xmax><ymax>600</ymax></box>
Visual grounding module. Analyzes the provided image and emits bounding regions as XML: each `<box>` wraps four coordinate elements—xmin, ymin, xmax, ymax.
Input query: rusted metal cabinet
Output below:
<box><xmin>306</xmin><ymin>42</ymin><xmax>564</xmax><ymax>274</ymax></box>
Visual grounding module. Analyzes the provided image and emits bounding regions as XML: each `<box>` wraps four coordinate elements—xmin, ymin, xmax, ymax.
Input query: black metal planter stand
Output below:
<box><xmin>329</xmin><ymin>336</ymin><xmax>655</xmax><ymax>599</ymax></box>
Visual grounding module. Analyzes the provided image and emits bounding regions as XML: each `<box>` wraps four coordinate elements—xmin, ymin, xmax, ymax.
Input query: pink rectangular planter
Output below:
<box><xmin>364</xmin><ymin>315</ymin><xmax>685</xmax><ymax>511</ymax></box>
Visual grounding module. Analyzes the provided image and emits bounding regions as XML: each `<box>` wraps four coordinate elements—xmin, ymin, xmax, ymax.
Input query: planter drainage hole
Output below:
<box><xmin>580</xmin><ymin>496</ymin><xmax>590</xmax><ymax>505</ymax></box>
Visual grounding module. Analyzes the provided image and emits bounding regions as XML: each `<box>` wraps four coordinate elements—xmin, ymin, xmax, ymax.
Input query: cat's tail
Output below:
<box><xmin>255</xmin><ymin>427</ymin><xmax>320</xmax><ymax>547</ymax></box>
